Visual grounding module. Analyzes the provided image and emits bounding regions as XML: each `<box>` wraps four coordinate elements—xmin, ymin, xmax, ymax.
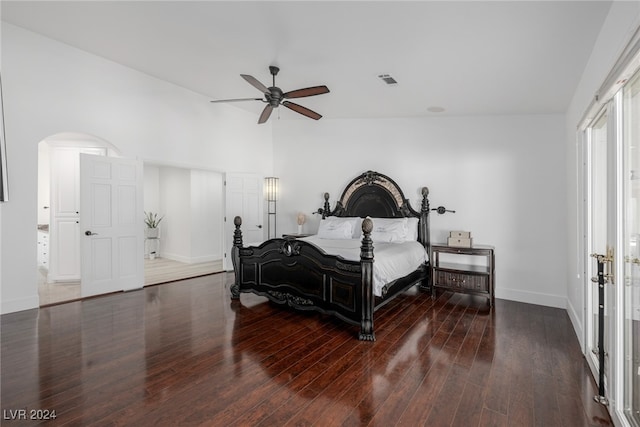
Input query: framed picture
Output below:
<box><xmin>0</xmin><ymin>72</ymin><xmax>7</xmax><ymax>202</ymax></box>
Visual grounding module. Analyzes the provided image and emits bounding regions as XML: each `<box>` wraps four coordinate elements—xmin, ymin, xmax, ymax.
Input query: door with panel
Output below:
<box><xmin>224</xmin><ymin>173</ymin><xmax>264</xmax><ymax>271</ymax></box>
<box><xmin>80</xmin><ymin>154</ymin><xmax>143</xmax><ymax>297</ymax></box>
<box><xmin>49</xmin><ymin>146</ymin><xmax>105</xmax><ymax>282</ymax></box>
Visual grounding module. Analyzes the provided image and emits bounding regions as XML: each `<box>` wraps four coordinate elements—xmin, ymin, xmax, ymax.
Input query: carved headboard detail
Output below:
<box><xmin>318</xmin><ymin>171</ymin><xmax>431</xmax><ymax>249</ymax></box>
<box><xmin>330</xmin><ymin>171</ymin><xmax>421</xmax><ymax>219</ymax></box>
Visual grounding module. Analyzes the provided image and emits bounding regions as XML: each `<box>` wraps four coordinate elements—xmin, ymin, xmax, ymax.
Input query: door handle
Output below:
<box><xmin>256</xmin><ymin>225</ymin><xmax>263</xmax><ymax>229</ymax></box>
<box><xmin>85</xmin><ymin>230</ymin><xmax>98</xmax><ymax>236</ymax></box>
<box><xmin>625</xmin><ymin>256</ymin><xmax>640</xmax><ymax>266</ymax></box>
<box><xmin>590</xmin><ymin>245</ymin><xmax>615</xmax><ymax>284</ymax></box>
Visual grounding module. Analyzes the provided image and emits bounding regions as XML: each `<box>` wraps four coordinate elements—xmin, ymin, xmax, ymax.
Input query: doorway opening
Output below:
<box><xmin>142</xmin><ymin>163</ymin><xmax>225</xmax><ymax>285</ymax></box>
<box><xmin>37</xmin><ymin>135</ymin><xmax>227</xmax><ymax>306</ymax></box>
<box><xmin>37</xmin><ymin>132</ymin><xmax>119</xmax><ymax>305</ymax></box>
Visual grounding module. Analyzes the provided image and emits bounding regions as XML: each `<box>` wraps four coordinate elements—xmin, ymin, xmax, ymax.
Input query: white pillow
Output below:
<box><xmin>317</xmin><ymin>217</ymin><xmax>359</xmax><ymax>239</ymax></box>
<box><xmin>351</xmin><ymin>217</ymin><xmax>364</xmax><ymax>238</ymax></box>
<box><xmin>406</xmin><ymin>217</ymin><xmax>419</xmax><ymax>241</ymax></box>
<box><xmin>369</xmin><ymin>217</ymin><xmax>408</xmax><ymax>243</ymax></box>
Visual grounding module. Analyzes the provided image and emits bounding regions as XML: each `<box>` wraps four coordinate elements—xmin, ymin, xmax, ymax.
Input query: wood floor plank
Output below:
<box><xmin>1</xmin><ymin>273</ymin><xmax>613</xmax><ymax>426</ymax></box>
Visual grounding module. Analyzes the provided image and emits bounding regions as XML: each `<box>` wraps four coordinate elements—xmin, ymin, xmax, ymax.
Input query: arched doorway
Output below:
<box><xmin>37</xmin><ymin>132</ymin><xmax>120</xmax><ymax>305</ymax></box>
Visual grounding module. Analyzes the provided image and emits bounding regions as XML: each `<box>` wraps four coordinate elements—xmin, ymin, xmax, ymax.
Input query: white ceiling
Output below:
<box><xmin>1</xmin><ymin>1</ymin><xmax>612</xmax><ymax>121</ymax></box>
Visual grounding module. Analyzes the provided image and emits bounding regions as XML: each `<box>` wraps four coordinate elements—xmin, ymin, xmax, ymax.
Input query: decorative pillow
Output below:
<box><xmin>369</xmin><ymin>217</ymin><xmax>408</xmax><ymax>243</ymax></box>
<box><xmin>317</xmin><ymin>217</ymin><xmax>359</xmax><ymax>239</ymax></box>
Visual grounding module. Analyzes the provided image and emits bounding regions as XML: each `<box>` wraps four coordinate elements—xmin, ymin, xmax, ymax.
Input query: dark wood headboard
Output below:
<box><xmin>319</xmin><ymin>171</ymin><xmax>431</xmax><ymax>249</ymax></box>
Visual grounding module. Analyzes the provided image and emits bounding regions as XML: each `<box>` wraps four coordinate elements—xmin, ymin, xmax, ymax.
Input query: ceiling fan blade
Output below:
<box><xmin>210</xmin><ymin>97</ymin><xmax>263</xmax><ymax>103</ymax></box>
<box><xmin>258</xmin><ymin>105</ymin><xmax>274</xmax><ymax>124</ymax></box>
<box><xmin>241</xmin><ymin>74</ymin><xmax>270</xmax><ymax>94</ymax></box>
<box><xmin>282</xmin><ymin>101</ymin><xmax>322</xmax><ymax>120</ymax></box>
<box><xmin>283</xmin><ymin>85</ymin><xmax>330</xmax><ymax>99</ymax></box>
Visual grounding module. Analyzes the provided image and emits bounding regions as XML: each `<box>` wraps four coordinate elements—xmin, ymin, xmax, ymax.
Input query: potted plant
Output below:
<box><xmin>144</xmin><ymin>211</ymin><xmax>164</xmax><ymax>239</ymax></box>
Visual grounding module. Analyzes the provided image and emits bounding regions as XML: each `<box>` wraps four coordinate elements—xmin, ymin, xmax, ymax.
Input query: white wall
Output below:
<box><xmin>190</xmin><ymin>169</ymin><xmax>223</xmax><ymax>262</ymax></box>
<box><xmin>143</xmin><ymin>164</ymin><xmax>161</xmax><ymax>216</ymax></box>
<box><xmin>144</xmin><ymin>165</ymin><xmax>223</xmax><ymax>263</ymax></box>
<box><xmin>160</xmin><ymin>167</ymin><xmax>191</xmax><ymax>261</ymax></box>
<box><xmin>0</xmin><ymin>24</ymin><xmax>272</xmax><ymax>313</ymax></box>
<box><xmin>37</xmin><ymin>143</ymin><xmax>50</xmax><ymax>225</ymax></box>
<box><xmin>273</xmin><ymin>115</ymin><xmax>567</xmax><ymax>308</ymax></box>
<box><xmin>565</xmin><ymin>2</ymin><xmax>640</xmax><ymax>347</ymax></box>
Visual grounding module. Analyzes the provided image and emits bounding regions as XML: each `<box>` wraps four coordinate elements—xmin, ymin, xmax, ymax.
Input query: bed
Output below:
<box><xmin>230</xmin><ymin>170</ymin><xmax>432</xmax><ymax>341</ymax></box>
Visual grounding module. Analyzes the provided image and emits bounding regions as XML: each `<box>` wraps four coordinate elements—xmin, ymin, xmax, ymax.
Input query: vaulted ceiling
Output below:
<box><xmin>1</xmin><ymin>1</ymin><xmax>612</xmax><ymax>120</ymax></box>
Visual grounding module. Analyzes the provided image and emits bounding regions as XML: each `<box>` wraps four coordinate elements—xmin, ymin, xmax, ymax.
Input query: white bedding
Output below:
<box><xmin>299</xmin><ymin>236</ymin><xmax>428</xmax><ymax>297</ymax></box>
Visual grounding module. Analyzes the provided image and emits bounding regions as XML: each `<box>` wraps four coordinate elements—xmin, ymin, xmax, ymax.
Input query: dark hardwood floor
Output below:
<box><xmin>1</xmin><ymin>273</ymin><xmax>612</xmax><ymax>426</ymax></box>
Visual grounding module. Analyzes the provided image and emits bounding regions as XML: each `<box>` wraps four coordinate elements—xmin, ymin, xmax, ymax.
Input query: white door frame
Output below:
<box><xmin>582</xmin><ymin>91</ymin><xmax>635</xmax><ymax>427</ymax></box>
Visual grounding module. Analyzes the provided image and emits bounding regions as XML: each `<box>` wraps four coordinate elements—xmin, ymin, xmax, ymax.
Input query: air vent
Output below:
<box><xmin>378</xmin><ymin>74</ymin><xmax>398</xmax><ymax>85</ymax></box>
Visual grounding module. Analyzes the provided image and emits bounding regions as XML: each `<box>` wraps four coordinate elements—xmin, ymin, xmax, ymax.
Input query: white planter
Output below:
<box><xmin>145</xmin><ymin>228</ymin><xmax>159</xmax><ymax>239</ymax></box>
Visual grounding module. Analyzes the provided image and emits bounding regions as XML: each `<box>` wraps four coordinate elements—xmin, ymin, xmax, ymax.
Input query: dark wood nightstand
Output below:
<box><xmin>431</xmin><ymin>244</ymin><xmax>495</xmax><ymax>306</ymax></box>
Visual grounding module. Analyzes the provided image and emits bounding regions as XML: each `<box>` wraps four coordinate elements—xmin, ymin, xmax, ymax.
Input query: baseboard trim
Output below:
<box><xmin>495</xmin><ymin>287</ymin><xmax>566</xmax><ymax>309</ymax></box>
<box><xmin>566</xmin><ymin>299</ymin><xmax>585</xmax><ymax>351</ymax></box>
<box><xmin>161</xmin><ymin>253</ymin><xmax>220</xmax><ymax>265</ymax></box>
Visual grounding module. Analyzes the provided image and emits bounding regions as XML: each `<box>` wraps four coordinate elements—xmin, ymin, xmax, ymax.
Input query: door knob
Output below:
<box><xmin>257</xmin><ymin>225</ymin><xmax>263</xmax><ymax>229</ymax></box>
<box><xmin>85</xmin><ymin>230</ymin><xmax>98</xmax><ymax>236</ymax></box>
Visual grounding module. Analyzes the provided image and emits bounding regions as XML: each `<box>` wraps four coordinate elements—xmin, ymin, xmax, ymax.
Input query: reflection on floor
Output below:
<box><xmin>144</xmin><ymin>258</ymin><xmax>223</xmax><ymax>286</ymax></box>
<box><xmin>38</xmin><ymin>268</ymin><xmax>80</xmax><ymax>306</ymax></box>
<box><xmin>38</xmin><ymin>258</ymin><xmax>224</xmax><ymax>306</ymax></box>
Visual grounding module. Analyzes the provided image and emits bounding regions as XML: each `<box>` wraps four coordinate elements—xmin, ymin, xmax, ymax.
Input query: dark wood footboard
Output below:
<box><xmin>231</xmin><ymin>216</ymin><xmax>378</xmax><ymax>340</ymax></box>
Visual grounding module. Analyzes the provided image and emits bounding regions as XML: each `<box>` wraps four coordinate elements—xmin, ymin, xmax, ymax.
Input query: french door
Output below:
<box><xmin>585</xmin><ymin>67</ymin><xmax>640</xmax><ymax>427</ymax></box>
<box><xmin>585</xmin><ymin>106</ymin><xmax>615</xmax><ymax>405</ymax></box>
<box><xmin>622</xmin><ymin>69</ymin><xmax>640</xmax><ymax>427</ymax></box>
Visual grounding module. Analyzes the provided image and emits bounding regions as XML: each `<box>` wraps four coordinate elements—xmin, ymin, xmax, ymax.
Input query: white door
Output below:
<box><xmin>48</xmin><ymin>146</ymin><xmax>105</xmax><ymax>281</ymax></box>
<box><xmin>80</xmin><ymin>154</ymin><xmax>144</xmax><ymax>297</ymax></box>
<box><xmin>223</xmin><ymin>173</ymin><xmax>264</xmax><ymax>270</ymax></box>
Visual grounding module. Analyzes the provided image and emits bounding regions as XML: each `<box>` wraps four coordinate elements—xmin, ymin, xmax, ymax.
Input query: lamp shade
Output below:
<box><xmin>265</xmin><ymin>177</ymin><xmax>279</xmax><ymax>201</ymax></box>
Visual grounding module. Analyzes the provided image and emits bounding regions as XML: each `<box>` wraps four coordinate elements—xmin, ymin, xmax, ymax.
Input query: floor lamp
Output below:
<box><xmin>265</xmin><ymin>177</ymin><xmax>279</xmax><ymax>239</ymax></box>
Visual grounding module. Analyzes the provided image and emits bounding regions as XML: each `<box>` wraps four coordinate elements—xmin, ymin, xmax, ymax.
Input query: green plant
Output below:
<box><xmin>144</xmin><ymin>211</ymin><xmax>164</xmax><ymax>228</ymax></box>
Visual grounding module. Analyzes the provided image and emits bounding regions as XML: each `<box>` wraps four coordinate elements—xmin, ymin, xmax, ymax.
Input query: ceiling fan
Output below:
<box><xmin>210</xmin><ymin>66</ymin><xmax>330</xmax><ymax>124</ymax></box>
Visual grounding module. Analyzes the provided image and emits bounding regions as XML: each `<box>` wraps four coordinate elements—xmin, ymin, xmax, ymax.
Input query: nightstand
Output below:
<box><xmin>431</xmin><ymin>244</ymin><xmax>495</xmax><ymax>306</ymax></box>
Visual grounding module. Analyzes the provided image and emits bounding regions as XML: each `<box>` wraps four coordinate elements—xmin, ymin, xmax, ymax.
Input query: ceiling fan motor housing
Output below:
<box><xmin>267</xmin><ymin>87</ymin><xmax>283</xmax><ymax>107</ymax></box>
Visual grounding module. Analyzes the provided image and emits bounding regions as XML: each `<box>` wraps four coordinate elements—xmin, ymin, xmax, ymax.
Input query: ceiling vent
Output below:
<box><xmin>378</xmin><ymin>74</ymin><xmax>398</xmax><ymax>85</ymax></box>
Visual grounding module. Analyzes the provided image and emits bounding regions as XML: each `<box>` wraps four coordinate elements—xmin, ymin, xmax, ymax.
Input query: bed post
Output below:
<box><xmin>230</xmin><ymin>216</ymin><xmax>243</xmax><ymax>299</ymax></box>
<box><xmin>419</xmin><ymin>187</ymin><xmax>432</xmax><ymax>291</ymax></box>
<box><xmin>359</xmin><ymin>218</ymin><xmax>375</xmax><ymax>341</ymax></box>
<box><xmin>322</xmin><ymin>192</ymin><xmax>330</xmax><ymax>219</ymax></box>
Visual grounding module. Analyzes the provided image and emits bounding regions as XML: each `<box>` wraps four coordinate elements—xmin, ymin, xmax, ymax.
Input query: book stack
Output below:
<box><xmin>448</xmin><ymin>230</ymin><xmax>472</xmax><ymax>248</ymax></box>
